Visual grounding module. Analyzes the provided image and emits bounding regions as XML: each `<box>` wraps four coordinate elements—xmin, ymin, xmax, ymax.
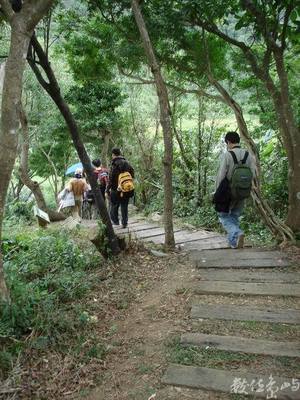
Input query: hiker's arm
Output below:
<box><xmin>66</xmin><ymin>180</ymin><xmax>73</xmax><ymax>192</ymax></box>
<box><xmin>106</xmin><ymin>168</ymin><xmax>113</xmax><ymax>192</ymax></box>
<box><xmin>83</xmin><ymin>179</ymin><xmax>89</xmax><ymax>192</ymax></box>
<box><xmin>215</xmin><ymin>153</ymin><xmax>228</xmax><ymax>191</ymax></box>
<box><xmin>129</xmin><ymin>164</ymin><xmax>134</xmax><ymax>178</ymax></box>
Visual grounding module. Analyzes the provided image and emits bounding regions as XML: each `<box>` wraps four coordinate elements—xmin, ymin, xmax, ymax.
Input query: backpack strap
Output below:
<box><xmin>229</xmin><ymin>150</ymin><xmax>249</xmax><ymax>164</ymax></box>
<box><xmin>229</xmin><ymin>151</ymin><xmax>239</xmax><ymax>164</ymax></box>
<box><xmin>241</xmin><ymin>151</ymin><xmax>249</xmax><ymax>164</ymax></box>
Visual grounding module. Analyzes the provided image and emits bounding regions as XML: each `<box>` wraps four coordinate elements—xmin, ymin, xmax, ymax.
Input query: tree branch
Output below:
<box><xmin>0</xmin><ymin>0</ymin><xmax>13</xmax><ymax>21</ymax></box>
<box><xmin>281</xmin><ymin>2</ymin><xmax>294</xmax><ymax>50</ymax></box>
<box><xmin>119</xmin><ymin>68</ymin><xmax>225</xmax><ymax>103</ymax></box>
<box><xmin>23</xmin><ymin>0</ymin><xmax>54</xmax><ymax>31</ymax></box>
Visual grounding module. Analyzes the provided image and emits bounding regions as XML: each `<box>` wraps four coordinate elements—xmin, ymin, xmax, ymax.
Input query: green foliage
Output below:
<box><xmin>0</xmin><ymin>229</ymin><xmax>101</xmax><ymax>376</ymax></box>
<box><xmin>4</xmin><ymin>199</ymin><xmax>35</xmax><ymax>223</ymax></box>
<box><xmin>66</xmin><ymin>81</ymin><xmax>125</xmax><ymax>137</ymax></box>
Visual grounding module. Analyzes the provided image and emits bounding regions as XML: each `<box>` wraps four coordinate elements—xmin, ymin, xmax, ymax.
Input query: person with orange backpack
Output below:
<box><xmin>106</xmin><ymin>148</ymin><xmax>134</xmax><ymax>228</ymax></box>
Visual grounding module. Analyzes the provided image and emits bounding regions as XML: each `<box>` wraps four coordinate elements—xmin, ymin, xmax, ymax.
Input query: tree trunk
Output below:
<box><xmin>131</xmin><ymin>0</ymin><xmax>175</xmax><ymax>249</ymax></box>
<box><xmin>19</xmin><ymin>106</ymin><xmax>65</xmax><ymax>222</ymax></box>
<box><xmin>0</xmin><ymin>25</ymin><xmax>31</xmax><ymax>302</ymax></box>
<box><xmin>28</xmin><ymin>35</ymin><xmax>120</xmax><ymax>255</ymax></box>
<box><xmin>208</xmin><ymin>74</ymin><xmax>294</xmax><ymax>242</ymax></box>
<box><xmin>100</xmin><ymin>130</ymin><xmax>110</xmax><ymax>167</ymax></box>
<box><xmin>197</xmin><ymin>97</ymin><xmax>204</xmax><ymax>206</ymax></box>
<box><xmin>271</xmin><ymin>50</ymin><xmax>300</xmax><ymax>231</ymax></box>
<box><xmin>0</xmin><ymin>0</ymin><xmax>54</xmax><ymax>301</ymax></box>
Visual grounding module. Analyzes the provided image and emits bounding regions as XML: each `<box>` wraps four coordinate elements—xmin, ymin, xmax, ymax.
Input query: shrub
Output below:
<box><xmin>4</xmin><ymin>199</ymin><xmax>35</xmax><ymax>223</ymax></box>
<box><xmin>1</xmin><ymin>230</ymin><xmax>101</xmax><ymax>362</ymax></box>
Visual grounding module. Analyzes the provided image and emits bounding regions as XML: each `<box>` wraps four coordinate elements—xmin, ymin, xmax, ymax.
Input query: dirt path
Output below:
<box><xmin>84</xmin><ymin>251</ymin><xmax>197</xmax><ymax>400</ymax></box>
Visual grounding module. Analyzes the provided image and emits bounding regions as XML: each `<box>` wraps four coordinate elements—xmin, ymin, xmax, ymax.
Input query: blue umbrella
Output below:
<box><xmin>65</xmin><ymin>162</ymin><xmax>83</xmax><ymax>176</ymax></box>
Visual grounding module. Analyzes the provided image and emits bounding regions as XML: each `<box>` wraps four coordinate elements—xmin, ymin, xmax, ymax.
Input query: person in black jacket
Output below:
<box><xmin>106</xmin><ymin>148</ymin><xmax>134</xmax><ymax>228</ymax></box>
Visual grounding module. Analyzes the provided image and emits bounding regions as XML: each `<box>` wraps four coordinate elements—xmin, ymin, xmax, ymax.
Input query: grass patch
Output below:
<box><xmin>192</xmin><ymin>320</ymin><xmax>300</xmax><ymax>341</ymax></box>
<box><xmin>165</xmin><ymin>336</ymin><xmax>300</xmax><ymax>376</ymax></box>
<box><xmin>165</xmin><ymin>337</ymin><xmax>257</xmax><ymax>369</ymax></box>
<box><xmin>0</xmin><ymin>228</ymin><xmax>103</xmax><ymax>380</ymax></box>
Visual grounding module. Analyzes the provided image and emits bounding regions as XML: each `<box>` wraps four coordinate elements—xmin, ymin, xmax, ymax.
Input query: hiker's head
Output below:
<box><xmin>92</xmin><ymin>159</ymin><xmax>101</xmax><ymax>168</ymax></box>
<box><xmin>112</xmin><ymin>147</ymin><xmax>121</xmax><ymax>159</ymax></box>
<box><xmin>75</xmin><ymin>168</ymin><xmax>83</xmax><ymax>178</ymax></box>
<box><xmin>225</xmin><ymin>131</ymin><xmax>240</xmax><ymax>148</ymax></box>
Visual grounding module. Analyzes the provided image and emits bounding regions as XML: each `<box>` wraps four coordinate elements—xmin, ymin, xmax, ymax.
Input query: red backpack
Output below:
<box><xmin>96</xmin><ymin>167</ymin><xmax>109</xmax><ymax>187</ymax></box>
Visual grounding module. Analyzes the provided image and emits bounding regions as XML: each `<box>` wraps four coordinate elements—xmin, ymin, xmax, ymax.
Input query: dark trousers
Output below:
<box><xmin>110</xmin><ymin>190</ymin><xmax>129</xmax><ymax>226</ymax></box>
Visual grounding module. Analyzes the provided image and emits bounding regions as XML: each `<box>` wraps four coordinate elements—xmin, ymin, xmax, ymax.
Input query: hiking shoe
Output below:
<box><xmin>122</xmin><ymin>224</ymin><xmax>127</xmax><ymax>229</ymax></box>
<box><xmin>237</xmin><ymin>233</ymin><xmax>245</xmax><ymax>249</ymax></box>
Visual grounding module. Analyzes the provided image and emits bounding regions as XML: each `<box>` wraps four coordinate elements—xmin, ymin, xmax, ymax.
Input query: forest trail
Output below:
<box><xmin>78</xmin><ymin>215</ymin><xmax>300</xmax><ymax>400</ymax></box>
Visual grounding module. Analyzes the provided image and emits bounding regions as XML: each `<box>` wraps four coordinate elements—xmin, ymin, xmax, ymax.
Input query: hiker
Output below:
<box><xmin>92</xmin><ymin>159</ymin><xmax>109</xmax><ymax>199</ymax></box>
<box><xmin>67</xmin><ymin>168</ymin><xmax>89</xmax><ymax>220</ymax></box>
<box><xmin>214</xmin><ymin>131</ymin><xmax>255</xmax><ymax>249</ymax></box>
<box><xmin>87</xmin><ymin>159</ymin><xmax>109</xmax><ymax>219</ymax></box>
<box><xmin>106</xmin><ymin>148</ymin><xmax>134</xmax><ymax>228</ymax></box>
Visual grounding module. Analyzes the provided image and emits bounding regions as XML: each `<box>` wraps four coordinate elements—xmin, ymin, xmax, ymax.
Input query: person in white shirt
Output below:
<box><xmin>215</xmin><ymin>131</ymin><xmax>256</xmax><ymax>249</ymax></box>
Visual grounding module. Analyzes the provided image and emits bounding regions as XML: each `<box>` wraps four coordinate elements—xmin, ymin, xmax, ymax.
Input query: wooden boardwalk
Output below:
<box><xmin>114</xmin><ymin>217</ymin><xmax>229</xmax><ymax>250</ymax></box>
<box><xmin>118</xmin><ymin>218</ymin><xmax>300</xmax><ymax>399</ymax></box>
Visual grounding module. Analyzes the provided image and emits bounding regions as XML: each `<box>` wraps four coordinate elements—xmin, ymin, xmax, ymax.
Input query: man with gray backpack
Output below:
<box><xmin>214</xmin><ymin>131</ymin><xmax>255</xmax><ymax>249</ymax></box>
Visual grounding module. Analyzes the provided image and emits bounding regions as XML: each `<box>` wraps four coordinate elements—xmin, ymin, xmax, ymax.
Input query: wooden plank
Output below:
<box><xmin>162</xmin><ymin>364</ymin><xmax>300</xmax><ymax>399</ymax></box>
<box><xmin>193</xmin><ymin>281</ymin><xmax>300</xmax><ymax>297</ymax></box>
<box><xmin>113</xmin><ymin>221</ymin><xmax>144</xmax><ymax>231</ymax></box>
<box><xmin>174</xmin><ymin>231</ymin><xmax>224</xmax><ymax>244</ymax></box>
<box><xmin>191</xmin><ymin>257</ymin><xmax>290</xmax><ymax>269</ymax></box>
<box><xmin>183</xmin><ymin>239</ymin><xmax>229</xmax><ymax>251</ymax></box>
<box><xmin>116</xmin><ymin>224</ymin><xmax>160</xmax><ymax>235</ymax></box>
<box><xmin>191</xmin><ymin>304</ymin><xmax>300</xmax><ymax>324</ymax></box>
<box><xmin>190</xmin><ymin>249</ymin><xmax>288</xmax><ymax>261</ymax></box>
<box><xmin>180</xmin><ymin>333</ymin><xmax>300</xmax><ymax>358</ymax></box>
<box><xmin>129</xmin><ymin>224</ymin><xmax>159</xmax><ymax>232</ymax></box>
<box><xmin>144</xmin><ymin>231</ymin><xmax>225</xmax><ymax>245</ymax></box>
<box><xmin>198</xmin><ymin>270</ymin><xmax>300</xmax><ymax>283</ymax></box>
<box><xmin>135</xmin><ymin>227</ymin><xmax>182</xmax><ymax>239</ymax></box>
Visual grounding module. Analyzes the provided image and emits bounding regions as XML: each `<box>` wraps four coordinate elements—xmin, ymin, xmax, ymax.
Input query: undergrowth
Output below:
<box><xmin>0</xmin><ymin>229</ymin><xmax>102</xmax><ymax>380</ymax></box>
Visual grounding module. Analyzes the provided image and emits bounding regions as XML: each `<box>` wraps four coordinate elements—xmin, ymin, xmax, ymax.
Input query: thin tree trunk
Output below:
<box><xmin>197</xmin><ymin>97</ymin><xmax>203</xmax><ymax>206</ymax></box>
<box><xmin>28</xmin><ymin>34</ymin><xmax>120</xmax><ymax>255</ymax></box>
<box><xmin>100</xmin><ymin>130</ymin><xmax>110</xmax><ymax>168</ymax></box>
<box><xmin>271</xmin><ymin>50</ymin><xmax>300</xmax><ymax>231</ymax></box>
<box><xmin>203</xmin><ymin>122</ymin><xmax>214</xmax><ymax>198</ymax></box>
<box><xmin>39</xmin><ymin>146</ymin><xmax>59</xmax><ymax>201</ymax></box>
<box><xmin>131</xmin><ymin>0</ymin><xmax>175</xmax><ymax>249</ymax></box>
<box><xmin>19</xmin><ymin>106</ymin><xmax>65</xmax><ymax>221</ymax></box>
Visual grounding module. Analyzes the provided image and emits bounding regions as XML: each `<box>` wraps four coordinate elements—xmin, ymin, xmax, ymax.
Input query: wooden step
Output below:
<box><xmin>135</xmin><ymin>227</ymin><xmax>182</xmax><ymax>239</ymax></box>
<box><xmin>192</xmin><ymin>249</ymin><xmax>287</xmax><ymax>260</ymax></box>
<box><xmin>198</xmin><ymin>270</ymin><xmax>300</xmax><ymax>283</ymax></box>
<box><xmin>183</xmin><ymin>239</ymin><xmax>230</xmax><ymax>251</ymax></box>
<box><xmin>193</xmin><ymin>281</ymin><xmax>300</xmax><ymax>297</ymax></box>
<box><xmin>144</xmin><ymin>232</ymin><xmax>227</xmax><ymax>245</ymax></box>
<box><xmin>193</xmin><ymin>259</ymin><xmax>291</xmax><ymax>268</ymax></box>
<box><xmin>189</xmin><ymin>249</ymin><xmax>290</xmax><ymax>268</ymax></box>
<box><xmin>162</xmin><ymin>364</ymin><xmax>300</xmax><ymax>399</ymax></box>
<box><xmin>125</xmin><ymin>223</ymin><xmax>159</xmax><ymax>232</ymax></box>
<box><xmin>180</xmin><ymin>333</ymin><xmax>300</xmax><ymax>358</ymax></box>
<box><xmin>191</xmin><ymin>304</ymin><xmax>300</xmax><ymax>324</ymax></box>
